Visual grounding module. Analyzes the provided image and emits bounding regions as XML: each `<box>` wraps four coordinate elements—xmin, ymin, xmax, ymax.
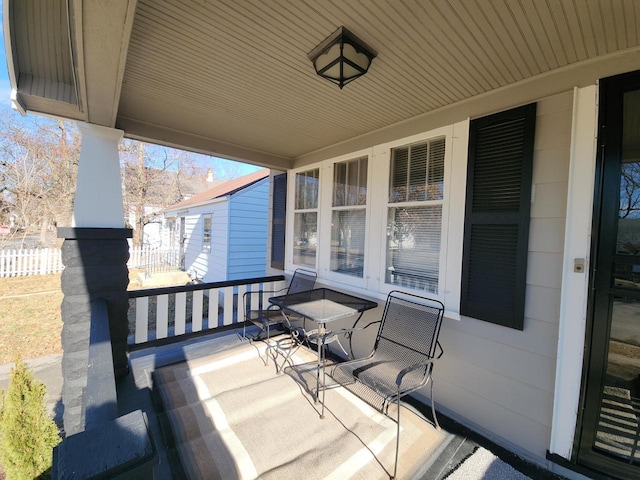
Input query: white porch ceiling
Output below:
<box><xmin>5</xmin><ymin>0</ymin><xmax>640</xmax><ymax>169</ymax></box>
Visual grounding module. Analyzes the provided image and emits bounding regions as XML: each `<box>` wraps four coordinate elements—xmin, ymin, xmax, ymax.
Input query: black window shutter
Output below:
<box><xmin>271</xmin><ymin>173</ymin><xmax>287</xmax><ymax>270</ymax></box>
<box><xmin>460</xmin><ymin>103</ymin><xmax>536</xmax><ymax>330</ymax></box>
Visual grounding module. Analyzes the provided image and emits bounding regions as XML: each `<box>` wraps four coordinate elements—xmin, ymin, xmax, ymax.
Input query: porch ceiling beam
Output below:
<box><xmin>117</xmin><ymin>116</ymin><xmax>294</xmax><ymax>171</ymax></box>
<box><xmin>69</xmin><ymin>0</ymin><xmax>137</xmax><ymax>127</ymax></box>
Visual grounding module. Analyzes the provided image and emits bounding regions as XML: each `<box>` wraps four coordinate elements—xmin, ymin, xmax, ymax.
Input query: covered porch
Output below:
<box><xmin>125</xmin><ymin>328</ymin><xmax>449</xmax><ymax>480</ymax></box>
<box><xmin>4</xmin><ymin>1</ymin><xmax>640</xmax><ymax>479</ymax></box>
<box><xmin>114</xmin><ymin>317</ymin><xmax>549</xmax><ymax>480</ymax></box>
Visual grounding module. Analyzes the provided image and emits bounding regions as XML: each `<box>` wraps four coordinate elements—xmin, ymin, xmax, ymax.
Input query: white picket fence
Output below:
<box><xmin>0</xmin><ymin>248</ymin><xmax>63</xmax><ymax>277</ymax></box>
<box><xmin>0</xmin><ymin>246</ymin><xmax>180</xmax><ymax>278</ymax></box>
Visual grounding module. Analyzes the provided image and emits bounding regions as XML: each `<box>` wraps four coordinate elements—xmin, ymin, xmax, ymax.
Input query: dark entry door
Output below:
<box><xmin>577</xmin><ymin>71</ymin><xmax>640</xmax><ymax>479</ymax></box>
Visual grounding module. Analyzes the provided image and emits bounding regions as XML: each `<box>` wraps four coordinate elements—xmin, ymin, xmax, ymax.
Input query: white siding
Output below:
<box><xmin>182</xmin><ymin>213</ymin><xmax>202</xmax><ymax>277</ymax></box>
<box><xmin>180</xmin><ymin>202</ymin><xmax>227</xmax><ymax>282</ymax></box>
<box><xmin>175</xmin><ymin>178</ymin><xmax>268</xmax><ymax>283</ymax></box>
<box><xmin>206</xmin><ymin>201</ymin><xmax>229</xmax><ymax>283</ymax></box>
<box><xmin>312</xmin><ymin>91</ymin><xmax>575</xmax><ymax>466</ymax></box>
<box><xmin>429</xmin><ymin>92</ymin><xmax>573</xmax><ymax>462</ymax></box>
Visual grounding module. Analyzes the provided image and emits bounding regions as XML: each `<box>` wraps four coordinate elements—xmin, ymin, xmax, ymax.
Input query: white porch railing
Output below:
<box><xmin>127</xmin><ymin>275</ymin><xmax>286</xmax><ymax>345</ymax></box>
<box><xmin>0</xmin><ymin>245</ymin><xmax>179</xmax><ymax>278</ymax></box>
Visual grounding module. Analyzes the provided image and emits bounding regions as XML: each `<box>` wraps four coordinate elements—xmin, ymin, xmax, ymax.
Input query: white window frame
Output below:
<box><xmin>320</xmin><ymin>149</ymin><xmax>372</xmax><ymax>289</ymax></box>
<box><xmin>370</xmin><ymin>126</ymin><xmax>454</xmax><ymax>303</ymax></box>
<box><xmin>288</xmin><ymin>168</ymin><xmax>321</xmax><ymax>269</ymax></box>
<box><xmin>285</xmin><ymin>122</ymin><xmax>468</xmax><ymax>315</ymax></box>
<box><xmin>326</xmin><ymin>154</ymin><xmax>370</xmax><ymax>283</ymax></box>
<box><xmin>202</xmin><ymin>214</ymin><xmax>212</xmax><ymax>253</ymax></box>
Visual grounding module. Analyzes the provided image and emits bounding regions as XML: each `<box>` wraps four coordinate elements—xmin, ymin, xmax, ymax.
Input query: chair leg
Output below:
<box><xmin>277</xmin><ymin>334</ymin><xmax>304</xmax><ymax>374</ymax></box>
<box><xmin>392</xmin><ymin>393</ymin><xmax>400</xmax><ymax>480</ymax></box>
<box><xmin>263</xmin><ymin>325</ymin><xmax>271</xmax><ymax>367</ymax></box>
<box><xmin>430</xmin><ymin>378</ymin><xmax>440</xmax><ymax>430</ymax></box>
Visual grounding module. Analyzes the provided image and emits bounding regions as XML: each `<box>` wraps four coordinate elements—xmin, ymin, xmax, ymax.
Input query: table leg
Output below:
<box><xmin>317</xmin><ymin>323</ymin><xmax>326</xmax><ymax>419</ymax></box>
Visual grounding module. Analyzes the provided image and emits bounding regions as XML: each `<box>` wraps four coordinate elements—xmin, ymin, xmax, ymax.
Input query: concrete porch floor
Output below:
<box><xmin>113</xmin><ymin>328</ymin><xmax>567</xmax><ymax>480</ymax></box>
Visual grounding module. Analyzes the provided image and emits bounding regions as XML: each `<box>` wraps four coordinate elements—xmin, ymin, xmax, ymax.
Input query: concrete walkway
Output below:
<box><xmin>0</xmin><ymin>353</ymin><xmax>63</xmax><ymax>428</ymax></box>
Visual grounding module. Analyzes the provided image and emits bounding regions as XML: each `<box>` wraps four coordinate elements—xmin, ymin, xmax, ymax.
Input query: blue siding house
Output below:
<box><xmin>164</xmin><ymin>169</ymin><xmax>270</xmax><ymax>283</ymax></box>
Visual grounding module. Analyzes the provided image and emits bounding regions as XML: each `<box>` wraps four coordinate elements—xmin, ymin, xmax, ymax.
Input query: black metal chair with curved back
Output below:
<box><xmin>242</xmin><ymin>268</ymin><xmax>317</xmax><ymax>342</ymax></box>
<box><xmin>330</xmin><ymin>290</ymin><xmax>445</xmax><ymax>480</ymax></box>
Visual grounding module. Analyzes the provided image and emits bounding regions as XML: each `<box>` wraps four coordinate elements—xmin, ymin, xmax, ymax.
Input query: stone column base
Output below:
<box><xmin>57</xmin><ymin>227</ymin><xmax>132</xmax><ymax>435</ymax></box>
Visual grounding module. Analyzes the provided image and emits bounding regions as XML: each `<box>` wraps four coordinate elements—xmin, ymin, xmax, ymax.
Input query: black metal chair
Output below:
<box><xmin>241</xmin><ymin>268</ymin><xmax>316</xmax><ymax>342</ymax></box>
<box><xmin>330</xmin><ymin>290</ymin><xmax>445</xmax><ymax>480</ymax></box>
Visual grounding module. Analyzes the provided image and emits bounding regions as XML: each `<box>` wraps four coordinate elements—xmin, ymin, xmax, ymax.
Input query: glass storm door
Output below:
<box><xmin>577</xmin><ymin>72</ymin><xmax>640</xmax><ymax>479</ymax></box>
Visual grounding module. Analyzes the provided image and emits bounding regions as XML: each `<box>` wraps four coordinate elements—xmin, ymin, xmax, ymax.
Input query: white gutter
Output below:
<box><xmin>3</xmin><ymin>1</ymin><xmax>25</xmax><ymax>115</ymax></box>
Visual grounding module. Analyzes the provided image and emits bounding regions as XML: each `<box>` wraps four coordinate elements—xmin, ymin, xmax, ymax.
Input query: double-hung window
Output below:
<box><xmin>293</xmin><ymin>169</ymin><xmax>319</xmax><ymax>267</ymax></box>
<box><xmin>385</xmin><ymin>138</ymin><xmax>445</xmax><ymax>293</ymax></box>
<box><xmin>285</xmin><ymin>128</ymin><xmax>454</xmax><ymax>301</ymax></box>
<box><xmin>331</xmin><ymin>156</ymin><xmax>368</xmax><ymax>277</ymax></box>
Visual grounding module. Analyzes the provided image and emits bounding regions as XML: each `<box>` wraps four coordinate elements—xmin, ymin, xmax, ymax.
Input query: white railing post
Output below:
<box><xmin>192</xmin><ymin>290</ymin><xmax>204</xmax><ymax>332</ymax></box>
<box><xmin>135</xmin><ymin>297</ymin><xmax>149</xmax><ymax>344</ymax></box>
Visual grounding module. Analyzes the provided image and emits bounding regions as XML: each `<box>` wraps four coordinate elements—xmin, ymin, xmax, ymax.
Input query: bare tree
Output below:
<box><xmin>0</xmin><ymin>105</ymin><xmax>252</xmax><ymax>248</ymax></box>
<box><xmin>120</xmin><ymin>140</ymin><xmax>207</xmax><ymax>247</ymax></box>
<box><xmin>0</xmin><ymin>108</ymin><xmax>79</xmax><ymax>246</ymax></box>
<box><xmin>620</xmin><ymin>162</ymin><xmax>640</xmax><ymax>219</ymax></box>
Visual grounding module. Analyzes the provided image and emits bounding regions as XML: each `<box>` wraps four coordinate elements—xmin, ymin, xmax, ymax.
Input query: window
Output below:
<box><xmin>331</xmin><ymin>156</ymin><xmax>367</xmax><ymax>277</ymax></box>
<box><xmin>203</xmin><ymin>215</ymin><xmax>212</xmax><ymax>252</ymax></box>
<box><xmin>285</xmin><ymin>127</ymin><xmax>454</xmax><ymax>301</ymax></box>
<box><xmin>460</xmin><ymin>103</ymin><xmax>536</xmax><ymax>329</ymax></box>
<box><xmin>386</xmin><ymin>138</ymin><xmax>445</xmax><ymax>293</ymax></box>
<box><xmin>293</xmin><ymin>169</ymin><xmax>319</xmax><ymax>267</ymax></box>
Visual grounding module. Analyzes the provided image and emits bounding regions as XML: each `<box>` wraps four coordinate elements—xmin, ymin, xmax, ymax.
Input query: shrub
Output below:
<box><xmin>0</xmin><ymin>361</ymin><xmax>60</xmax><ymax>480</ymax></box>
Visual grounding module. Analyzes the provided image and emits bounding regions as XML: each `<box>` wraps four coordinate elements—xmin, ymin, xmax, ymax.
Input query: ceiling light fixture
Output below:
<box><xmin>307</xmin><ymin>27</ymin><xmax>377</xmax><ymax>89</ymax></box>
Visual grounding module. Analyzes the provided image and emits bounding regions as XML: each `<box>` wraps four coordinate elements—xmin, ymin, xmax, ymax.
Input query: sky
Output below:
<box><xmin>0</xmin><ymin>3</ymin><xmax>259</xmax><ymax>178</ymax></box>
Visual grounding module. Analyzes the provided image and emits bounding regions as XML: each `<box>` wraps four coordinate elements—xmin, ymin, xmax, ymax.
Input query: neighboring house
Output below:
<box><xmin>164</xmin><ymin>169</ymin><xmax>270</xmax><ymax>283</ymax></box>
<box><xmin>123</xmin><ymin>167</ymin><xmax>221</xmax><ymax>247</ymax></box>
<box><xmin>6</xmin><ymin>3</ymin><xmax>640</xmax><ymax>480</ymax></box>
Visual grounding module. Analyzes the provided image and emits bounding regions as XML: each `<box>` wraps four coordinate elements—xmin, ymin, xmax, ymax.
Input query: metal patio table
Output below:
<box><xmin>268</xmin><ymin>287</ymin><xmax>378</xmax><ymax>418</ymax></box>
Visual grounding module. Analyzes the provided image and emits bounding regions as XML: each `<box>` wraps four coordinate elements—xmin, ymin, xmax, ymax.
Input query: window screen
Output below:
<box><xmin>386</xmin><ymin>138</ymin><xmax>445</xmax><ymax>292</ymax></box>
<box><xmin>331</xmin><ymin>157</ymin><xmax>367</xmax><ymax>277</ymax></box>
<box><xmin>293</xmin><ymin>169</ymin><xmax>319</xmax><ymax>267</ymax></box>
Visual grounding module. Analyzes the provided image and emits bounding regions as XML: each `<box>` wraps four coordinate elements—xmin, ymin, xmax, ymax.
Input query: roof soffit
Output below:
<box><xmin>6</xmin><ymin>1</ymin><xmax>640</xmax><ymax>168</ymax></box>
<box><xmin>4</xmin><ymin>0</ymin><xmax>78</xmax><ymax>115</ymax></box>
<box><xmin>117</xmin><ymin>0</ymin><xmax>640</xmax><ymax>162</ymax></box>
